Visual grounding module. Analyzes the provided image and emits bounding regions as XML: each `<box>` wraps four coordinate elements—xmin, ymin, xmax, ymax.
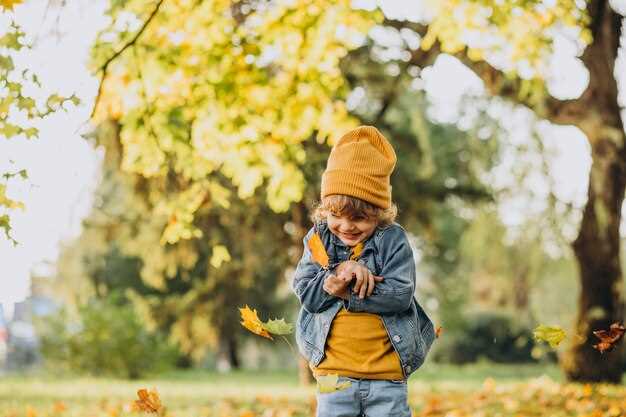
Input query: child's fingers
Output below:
<box><xmin>359</xmin><ymin>270</ymin><xmax>368</xmax><ymax>299</ymax></box>
<box><xmin>366</xmin><ymin>272</ymin><xmax>375</xmax><ymax>297</ymax></box>
<box><xmin>373</xmin><ymin>275</ymin><xmax>384</xmax><ymax>281</ymax></box>
<box><xmin>353</xmin><ymin>269</ymin><xmax>364</xmax><ymax>295</ymax></box>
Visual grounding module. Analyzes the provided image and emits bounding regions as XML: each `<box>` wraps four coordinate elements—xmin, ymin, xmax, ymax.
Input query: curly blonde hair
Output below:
<box><xmin>310</xmin><ymin>194</ymin><xmax>398</xmax><ymax>227</ymax></box>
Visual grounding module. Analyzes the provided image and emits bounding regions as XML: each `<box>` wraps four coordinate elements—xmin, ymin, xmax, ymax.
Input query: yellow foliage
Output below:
<box><xmin>210</xmin><ymin>245</ymin><xmax>231</xmax><ymax>269</ymax></box>
<box><xmin>93</xmin><ymin>0</ymin><xmax>380</xmax><ymax>244</ymax></box>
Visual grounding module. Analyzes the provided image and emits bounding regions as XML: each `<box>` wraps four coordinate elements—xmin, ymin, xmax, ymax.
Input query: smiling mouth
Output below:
<box><xmin>340</xmin><ymin>232</ymin><xmax>360</xmax><ymax>238</ymax></box>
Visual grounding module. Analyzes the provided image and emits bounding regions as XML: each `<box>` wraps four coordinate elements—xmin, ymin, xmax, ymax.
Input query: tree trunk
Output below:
<box><xmin>562</xmin><ymin>133</ymin><xmax>626</xmax><ymax>383</ymax></box>
<box><xmin>561</xmin><ymin>2</ymin><xmax>626</xmax><ymax>383</ymax></box>
<box><xmin>564</xmin><ymin>139</ymin><xmax>626</xmax><ymax>381</ymax></box>
<box><xmin>227</xmin><ymin>335</ymin><xmax>240</xmax><ymax>369</ymax></box>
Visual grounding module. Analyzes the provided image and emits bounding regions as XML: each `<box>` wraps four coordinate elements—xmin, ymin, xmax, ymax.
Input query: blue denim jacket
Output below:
<box><xmin>291</xmin><ymin>220</ymin><xmax>435</xmax><ymax>379</ymax></box>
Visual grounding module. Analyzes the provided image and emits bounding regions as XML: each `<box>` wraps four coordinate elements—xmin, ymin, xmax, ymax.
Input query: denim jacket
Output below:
<box><xmin>291</xmin><ymin>220</ymin><xmax>435</xmax><ymax>379</ymax></box>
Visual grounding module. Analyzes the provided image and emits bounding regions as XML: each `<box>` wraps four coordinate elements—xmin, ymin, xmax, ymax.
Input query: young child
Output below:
<box><xmin>292</xmin><ymin>125</ymin><xmax>435</xmax><ymax>417</ymax></box>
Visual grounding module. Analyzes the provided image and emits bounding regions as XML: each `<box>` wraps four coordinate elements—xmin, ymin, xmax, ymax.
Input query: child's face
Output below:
<box><xmin>326</xmin><ymin>211</ymin><xmax>378</xmax><ymax>247</ymax></box>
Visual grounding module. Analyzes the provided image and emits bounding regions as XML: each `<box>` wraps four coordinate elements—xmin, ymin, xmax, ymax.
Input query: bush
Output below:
<box><xmin>37</xmin><ymin>294</ymin><xmax>179</xmax><ymax>378</ymax></box>
<box><xmin>432</xmin><ymin>311</ymin><xmax>541</xmax><ymax>364</ymax></box>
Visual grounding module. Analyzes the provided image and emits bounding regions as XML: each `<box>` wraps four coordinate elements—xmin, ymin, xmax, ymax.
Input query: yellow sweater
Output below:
<box><xmin>310</xmin><ymin>307</ymin><xmax>403</xmax><ymax>380</ymax></box>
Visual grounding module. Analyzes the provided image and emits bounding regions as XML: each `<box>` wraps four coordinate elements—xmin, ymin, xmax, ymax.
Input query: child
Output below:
<box><xmin>292</xmin><ymin>125</ymin><xmax>435</xmax><ymax>417</ymax></box>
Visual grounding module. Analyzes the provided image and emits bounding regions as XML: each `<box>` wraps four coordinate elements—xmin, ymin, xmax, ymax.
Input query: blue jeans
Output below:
<box><xmin>316</xmin><ymin>376</ymin><xmax>412</xmax><ymax>417</ymax></box>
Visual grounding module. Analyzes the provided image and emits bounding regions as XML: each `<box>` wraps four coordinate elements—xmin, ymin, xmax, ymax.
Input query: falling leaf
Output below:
<box><xmin>317</xmin><ymin>374</ymin><xmax>352</xmax><ymax>393</ymax></box>
<box><xmin>264</xmin><ymin>318</ymin><xmax>294</xmax><ymax>335</ymax></box>
<box><xmin>435</xmin><ymin>326</ymin><xmax>443</xmax><ymax>338</ymax></box>
<box><xmin>308</xmin><ymin>232</ymin><xmax>329</xmax><ymax>267</ymax></box>
<box><xmin>533</xmin><ymin>324</ymin><xmax>566</xmax><ymax>348</ymax></box>
<box><xmin>132</xmin><ymin>388</ymin><xmax>162</xmax><ymax>413</ymax></box>
<box><xmin>239</xmin><ymin>305</ymin><xmax>273</xmax><ymax>340</ymax></box>
<box><xmin>592</xmin><ymin>322</ymin><xmax>625</xmax><ymax>353</ymax></box>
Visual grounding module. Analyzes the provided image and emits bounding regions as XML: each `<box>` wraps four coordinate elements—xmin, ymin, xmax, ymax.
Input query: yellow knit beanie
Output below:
<box><xmin>321</xmin><ymin>125</ymin><xmax>397</xmax><ymax>209</ymax></box>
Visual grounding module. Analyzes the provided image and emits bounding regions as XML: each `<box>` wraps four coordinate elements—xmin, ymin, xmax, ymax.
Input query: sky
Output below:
<box><xmin>0</xmin><ymin>0</ymin><xmax>623</xmax><ymax>319</ymax></box>
<box><xmin>0</xmin><ymin>0</ymin><xmax>108</xmax><ymax>317</ymax></box>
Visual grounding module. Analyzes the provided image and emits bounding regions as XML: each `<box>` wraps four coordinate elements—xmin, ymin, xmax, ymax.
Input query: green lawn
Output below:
<box><xmin>1</xmin><ymin>363</ymin><xmax>624</xmax><ymax>417</ymax></box>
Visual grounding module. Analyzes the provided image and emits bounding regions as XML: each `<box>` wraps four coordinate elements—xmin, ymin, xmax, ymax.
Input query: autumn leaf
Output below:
<box><xmin>239</xmin><ymin>305</ymin><xmax>273</xmax><ymax>340</ymax></box>
<box><xmin>132</xmin><ymin>388</ymin><xmax>162</xmax><ymax>414</ymax></box>
<box><xmin>533</xmin><ymin>324</ymin><xmax>566</xmax><ymax>348</ymax></box>
<box><xmin>264</xmin><ymin>318</ymin><xmax>294</xmax><ymax>335</ymax></box>
<box><xmin>308</xmin><ymin>232</ymin><xmax>329</xmax><ymax>267</ymax></box>
<box><xmin>52</xmin><ymin>401</ymin><xmax>66</xmax><ymax>413</ymax></box>
<box><xmin>592</xmin><ymin>322</ymin><xmax>625</xmax><ymax>353</ymax></box>
<box><xmin>317</xmin><ymin>374</ymin><xmax>352</xmax><ymax>393</ymax></box>
<box><xmin>435</xmin><ymin>326</ymin><xmax>443</xmax><ymax>338</ymax></box>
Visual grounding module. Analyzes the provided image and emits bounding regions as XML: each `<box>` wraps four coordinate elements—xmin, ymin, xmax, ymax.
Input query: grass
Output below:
<box><xmin>1</xmin><ymin>363</ymin><xmax>624</xmax><ymax>416</ymax></box>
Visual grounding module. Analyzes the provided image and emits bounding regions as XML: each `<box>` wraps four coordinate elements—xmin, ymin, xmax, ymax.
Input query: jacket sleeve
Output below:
<box><xmin>291</xmin><ymin>227</ymin><xmax>341</xmax><ymax>313</ymax></box>
<box><xmin>343</xmin><ymin>225</ymin><xmax>415</xmax><ymax>314</ymax></box>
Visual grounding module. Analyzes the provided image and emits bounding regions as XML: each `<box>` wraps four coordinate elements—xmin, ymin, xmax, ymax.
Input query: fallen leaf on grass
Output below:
<box><xmin>132</xmin><ymin>388</ymin><xmax>162</xmax><ymax>414</ymax></box>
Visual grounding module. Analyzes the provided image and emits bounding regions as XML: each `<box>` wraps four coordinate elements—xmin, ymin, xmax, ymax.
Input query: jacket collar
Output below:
<box><xmin>316</xmin><ymin>220</ymin><xmax>386</xmax><ymax>250</ymax></box>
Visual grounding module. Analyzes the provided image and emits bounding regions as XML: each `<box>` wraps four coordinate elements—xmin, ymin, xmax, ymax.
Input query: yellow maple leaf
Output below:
<box><xmin>239</xmin><ymin>305</ymin><xmax>273</xmax><ymax>340</ymax></box>
<box><xmin>307</xmin><ymin>232</ymin><xmax>329</xmax><ymax>267</ymax></box>
<box><xmin>132</xmin><ymin>388</ymin><xmax>162</xmax><ymax>413</ymax></box>
<box><xmin>0</xmin><ymin>0</ymin><xmax>23</xmax><ymax>11</ymax></box>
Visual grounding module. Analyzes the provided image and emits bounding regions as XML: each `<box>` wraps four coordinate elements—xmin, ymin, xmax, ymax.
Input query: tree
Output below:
<box><xmin>384</xmin><ymin>0</ymin><xmax>624</xmax><ymax>382</ymax></box>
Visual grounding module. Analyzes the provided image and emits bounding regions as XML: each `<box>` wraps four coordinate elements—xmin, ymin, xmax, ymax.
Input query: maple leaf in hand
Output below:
<box><xmin>592</xmin><ymin>322</ymin><xmax>625</xmax><ymax>353</ymax></box>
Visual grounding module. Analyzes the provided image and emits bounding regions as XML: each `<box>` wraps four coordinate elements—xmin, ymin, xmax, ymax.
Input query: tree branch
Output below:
<box><xmin>90</xmin><ymin>0</ymin><xmax>165</xmax><ymax>119</ymax></box>
<box><xmin>384</xmin><ymin>18</ymin><xmax>584</xmax><ymax>126</ymax></box>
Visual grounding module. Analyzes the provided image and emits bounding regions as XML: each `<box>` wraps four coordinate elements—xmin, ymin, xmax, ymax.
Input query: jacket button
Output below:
<box><xmin>393</xmin><ymin>335</ymin><xmax>401</xmax><ymax>342</ymax></box>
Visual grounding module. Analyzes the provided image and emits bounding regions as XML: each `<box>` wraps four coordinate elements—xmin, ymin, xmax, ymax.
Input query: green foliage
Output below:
<box><xmin>37</xmin><ymin>293</ymin><xmax>179</xmax><ymax>379</ymax></box>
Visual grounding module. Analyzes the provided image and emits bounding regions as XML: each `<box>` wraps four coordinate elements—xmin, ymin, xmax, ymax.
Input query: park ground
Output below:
<box><xmin>1</xmin><ymin>363</ymin><xmax>626</xmax><ymax>417</ymax></box>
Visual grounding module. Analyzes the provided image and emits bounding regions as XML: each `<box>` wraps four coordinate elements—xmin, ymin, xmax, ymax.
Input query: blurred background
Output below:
<box><xmin>1</xmin><ymin>0</ymin><xmax>626</xmax><ymax>415</ymax></box>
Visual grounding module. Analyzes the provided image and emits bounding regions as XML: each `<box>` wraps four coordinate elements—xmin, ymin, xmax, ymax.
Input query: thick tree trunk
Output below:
<box><xmin>562</xmin><ymin>134</ymin><xmax>626</xmax><ymax>382</ymax></box>
<box><xmin>561</xmin><ymin>2</ymin><xmax>626</xmax><ymax>383</ymax></box>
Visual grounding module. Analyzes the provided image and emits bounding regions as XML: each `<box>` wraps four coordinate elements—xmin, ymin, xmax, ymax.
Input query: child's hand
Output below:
<box><xmin>336</xmin><ymin>260</ymin><xmax>384</xmax><ymax>299</ymax></box>
<box><xmin>323</xmin><ymin>274</ymin><xmax>351</xmax><ymax>300</ymax></box>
